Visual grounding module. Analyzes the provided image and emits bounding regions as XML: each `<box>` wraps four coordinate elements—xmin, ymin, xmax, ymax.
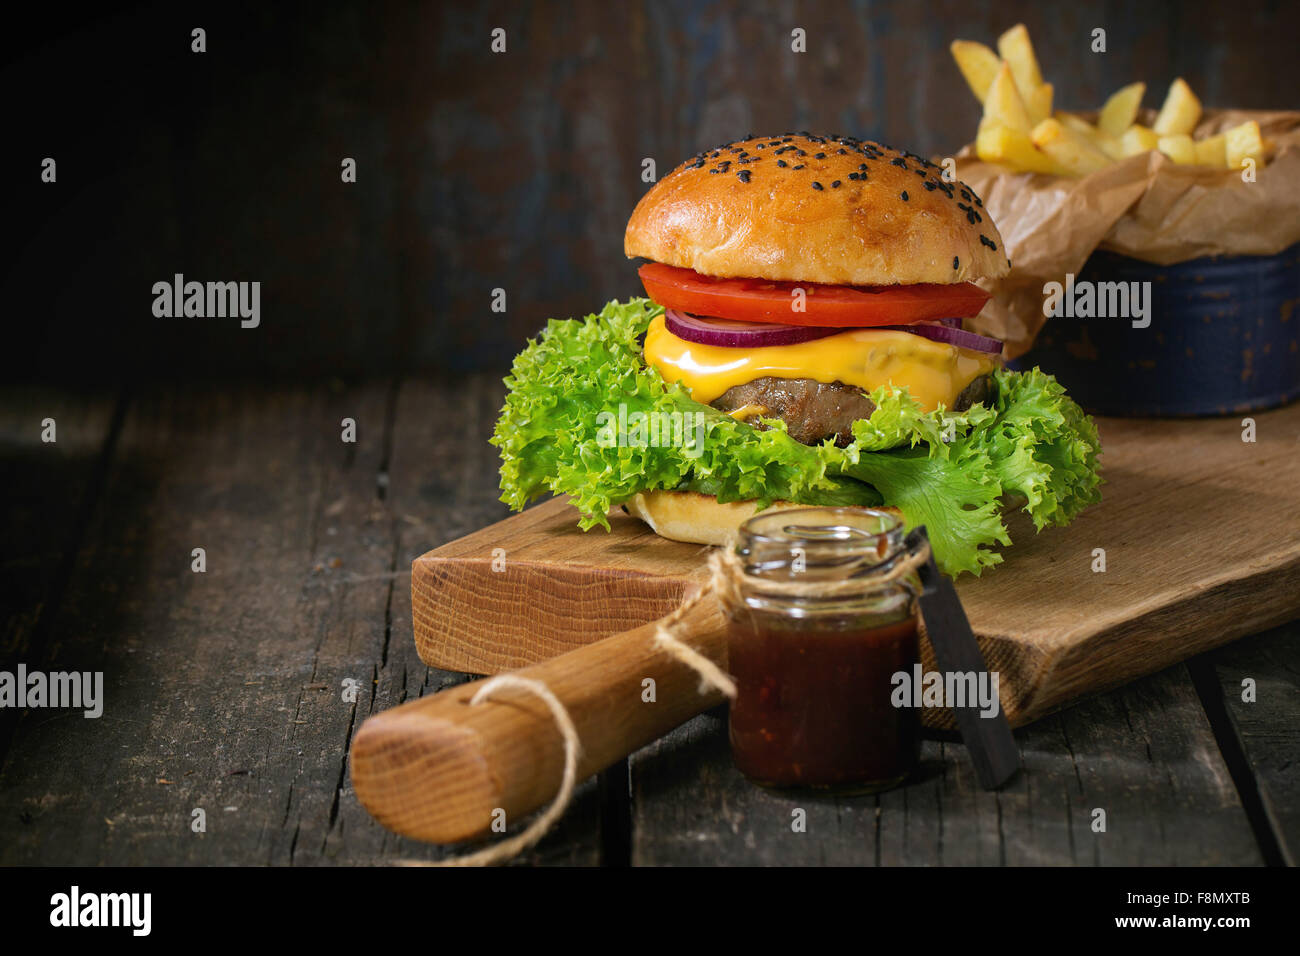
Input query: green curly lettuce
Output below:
<box><xmin>492</xmin><ymin>298</ymin><xmax>1102</xmax><ymax>576</ymax></box>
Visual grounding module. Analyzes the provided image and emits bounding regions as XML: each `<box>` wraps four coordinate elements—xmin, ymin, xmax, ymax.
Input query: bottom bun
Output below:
<box><xmin>623</xmin><ymin>491</ymin><xmax>799</xmax><ymax>545</ymax></box>
<box><xmin>623</xmin><ymin>490</ymin><xmax>900</xmax><ymax>546</ymax></box>
<box><xmin>624</xmin><ymin>490</ymin><xmax>907</xmax><ymax>545</ymax></box>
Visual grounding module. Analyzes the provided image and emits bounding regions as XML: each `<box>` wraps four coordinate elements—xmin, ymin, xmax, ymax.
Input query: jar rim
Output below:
<box><xmin>734</xmin><ymin>506</ymin><xmax>910</xmax><ymax>585</ymax></box>
<box><xmin>738</xmin><ymin>506</ymin><xmax>904</xmax><ymax>547</ymax></box>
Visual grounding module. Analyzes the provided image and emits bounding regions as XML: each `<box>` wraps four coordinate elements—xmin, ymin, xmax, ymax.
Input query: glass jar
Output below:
<box><xmin>723</xmin><ymin>507</ymin><xmax>922</xmax><ymax>793</ymax></box>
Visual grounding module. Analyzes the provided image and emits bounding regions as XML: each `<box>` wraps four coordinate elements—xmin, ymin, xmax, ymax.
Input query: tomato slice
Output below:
<box><xmin>638</xmin><ymin>262</ymin><xmax>990</xmax><ymax>327</ymax></box>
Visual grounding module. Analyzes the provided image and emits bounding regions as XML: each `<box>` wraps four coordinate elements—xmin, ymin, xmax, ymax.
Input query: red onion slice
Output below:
<box><xmin>879</xmin><ymin>323</ymin><xmax>1003</xmax><ymax>354</ymax></box>
<box><xmin>664</xmin><ymin>309</ymin><xmax>846</xmax><ymax>348</ymax></box>
<box><xmin>663</xmin><ymin>309</ymin><xmax>1002</xmax><ymax>355</ymax></box>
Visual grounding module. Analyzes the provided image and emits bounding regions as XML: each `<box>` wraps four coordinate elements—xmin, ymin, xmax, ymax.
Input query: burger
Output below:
<box><xmin>492</xmin><ymin>133</ymin><xmax>1102</xmax><ymax>575</ymax></box>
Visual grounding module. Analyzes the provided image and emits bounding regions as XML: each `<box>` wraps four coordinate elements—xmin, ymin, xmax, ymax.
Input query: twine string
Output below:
<box><xmin>428</xmin><ymin>675</ymin><xmax>582</xmax><ymax>868</ymax></box>
<box><xmin>651</xmin><ymin>550</ymin><xmax>741</xmax><ymax>698</ymax></box>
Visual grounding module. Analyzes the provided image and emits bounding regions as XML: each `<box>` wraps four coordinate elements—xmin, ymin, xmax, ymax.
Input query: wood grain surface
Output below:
<box><xmin>0</xmin><ymin>379</ymin><xmax>600</xmax><ymax>865</ymax></box>
<box><xmin>1207</xmin><ymin>621</ymin><xmax>1300</xmax><ymax>865</ymax></box>
<box><xmin>12</xmin><ymin>2</ymin><xmax>1300</xmax><ymax>383</ymax></box>
<box><xmin>2</xmin><ymin>376</ymin><xmax>1295</xmax><ymax>865</ymax></box>
<box><xmin>412</xmin><ymin>399</ymin><xmax>1300</xmax><ymax>731</ymax></box>
<box><xmin>630</xmin><ymin>662</ymin><xmax>1264</xmax><ymax>866</ymax></box>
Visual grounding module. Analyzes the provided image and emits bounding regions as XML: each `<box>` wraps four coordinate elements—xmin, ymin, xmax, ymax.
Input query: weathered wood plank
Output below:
<box><xmin>13</xmin><ymin>3</ymin><xmax>1300</xmax><ymax>383</ymax></box>
<box><xmin>0</xmin><ymin>384</ymin><xmax>387</xmax><ymax>864</ymax></box>
<box><xmin>1206</xmin><ymin>621</ymin><xmax>1300</xmax><ymax>865</ymax></box>
<box><xmin>630</xmin><ymin>663</ymin><xmax>1262</xmax><ymax>865</ymax></box>
<box><xmin>0</xmin><ymin>388</ymin><xmax>121</xmax><ymax>652</ymax></box>
<box><xmin>0</xmin><ymin>387</ymin><xmax>122</xmax><ymax>765</ymax></box>
<box><xmin>328</xmin><ymin>376</ymin><xmax>604</xmax><ymax>865</ymax></box>
<box><xmin>0</xmin><ymin>379</ymin><xmax>600</xmax><ymax>865</ymax></box>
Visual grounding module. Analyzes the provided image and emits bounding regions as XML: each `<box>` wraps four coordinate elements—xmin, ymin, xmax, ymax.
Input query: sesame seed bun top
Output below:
<box><xmin>624</xmin><ymin>133</ymin><xmax>1010</xmax><ymax>287</ymax></box>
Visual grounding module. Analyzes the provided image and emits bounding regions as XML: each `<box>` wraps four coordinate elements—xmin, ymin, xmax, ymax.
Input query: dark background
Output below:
<box><xmin>6</xmin><ymin>0</ymin><xmax>1298</xmax><ymax>383</ymax></box>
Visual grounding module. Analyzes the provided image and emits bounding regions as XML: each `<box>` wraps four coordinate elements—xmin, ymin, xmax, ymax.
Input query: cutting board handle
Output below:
<box><xmin>350</xmin><ymin>586</ymin><xmax>728</xmax><ymax>845</ymax></box>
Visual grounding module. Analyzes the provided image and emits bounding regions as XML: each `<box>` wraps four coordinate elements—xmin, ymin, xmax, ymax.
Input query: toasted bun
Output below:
<box><xmin>625</xmin><ymin>133</ymin><xmax>1009</xmax><ymax>287</ymax></box>
<box><xmin>624</xmin><ymin>489</ymin><xmax>902</xmax><ymax>547</ymax></box>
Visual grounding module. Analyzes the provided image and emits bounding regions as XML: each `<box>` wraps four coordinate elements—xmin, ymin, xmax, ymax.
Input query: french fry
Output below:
<box><xmin>950</xmin><ymin>40</ymin><xmax>1002</xmax><ymax>103</ymax></box>
<box><xmin>1194</xmin><ymin>133</ymin><xmax>1226</xmax><ymax>167</ymax></box>
<box><xmin>1056</xmin><ymin>112</ymin><xmax>1125</xmax><ymax>160</ymax></box>
<box><xmin>1098</xmin><ymin>82</ymin><xmax>1146</xmax><ymax>137</ymax></box>
<box><xmin>1032</xmin><ymin>118</ymin><xmax>1115</xmax><ymax>176</ymax></box>
<box><xmin>1152</xmin><ymin>78</ymin><xmax>1201</xmax><ymax>136</ymax></box>
<box><xmin>976</xmin><ymin>120</ymin><xmax>1067</xmax><ymax>175</ymax></box>
<box><xmin>1120</xmin><ymin>124</ymin><xmax>1160</xmax><ymax>157</ymax></box>
<box><xmin>1225</xmin><ymin>120</ymin><xmax>1265</xmax><ymax>169</ymax></box>
<box><xmin>983</xmin><ymin>61</ymin><xmax>1032</xmax><ymax>133</ymax></box>
<box><xmin>951</xmin><ymin>24</ymin><xmax>1268</xmax><ymax>177</ymax></box>
<box><xmin>997</xmin><ymin>23</ymin><xmax>1043</xmax><ymax>105</ymax></box>
<box><xmin>1025</xmin><ymin>82</ymin><xmax>1054</xmax><ymax>125</ymax></box>
<box><xmin>1157</xmin><ymin>134</ymin><xmax>1197</xmax><ymax>165</ymax></box>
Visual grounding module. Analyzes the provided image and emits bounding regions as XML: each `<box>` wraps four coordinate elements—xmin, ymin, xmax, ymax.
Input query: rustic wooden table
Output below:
<box><xmin>2</xmin><ymin>378</ymin><xmax>1296</xmax><ymax>866</ymax></box>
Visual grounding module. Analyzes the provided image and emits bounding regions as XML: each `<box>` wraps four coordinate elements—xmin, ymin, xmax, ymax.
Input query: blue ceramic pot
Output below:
<box><xmin>1010</xmin><ymin>243</ymin><xmax>1300</xmax><ymax>416</ymax></box>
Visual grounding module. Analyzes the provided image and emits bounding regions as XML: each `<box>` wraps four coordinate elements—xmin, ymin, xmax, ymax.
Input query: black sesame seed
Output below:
<box><xmin>953</xmin><ymin>256</ymin><xmax>960</xmax><ymax>270</ymax></box>
<box><xmin>777</xmin><ymin>159</ymin><xmax>787</xmax><ymax>167</ymax></box>
<box><xmin>858</xmin><ymin>163</ymin><xmax>867</xmax><ymax>170</ymax></box>
<box><xmin>737</xmin><ymin>170</ymin><xmax>751</xmax><ymax>183</ymax></box>
<box><xmin>831</xmin><ymin>180</ymin><xmax>841</xmax><ymax>188</ymax></box>
<box><xmin>812</xmin><ymin>181</ymin><xmax>824</xmax><ymax>190</ymax></box>
<box><xmin>792</xmin><ymin>164</ymin><xmax>805</xmax><ymax>170</ymax></box>
<box><xmin>814</xmin><ymin>152</ymin><xmax>826</xmax><ymax>159</ymax></box>
<box><xmin>891</xmin><ymin>157</ymin><xmax>907</xmax><ymax>168</ymax></box>
<box><xmin>923</xmin><ymin>181</ymin><xmax>936</xmax><ymax>191</ymax></box>
<box><xmin>900</xmin><ymin>190</ymin><xmax>909</xmax><ymax>201</ymax></box>
<box><xmin>709</xmin><ymin>169</ymin><xmax>719</xmax><ymax>174</ymax></box>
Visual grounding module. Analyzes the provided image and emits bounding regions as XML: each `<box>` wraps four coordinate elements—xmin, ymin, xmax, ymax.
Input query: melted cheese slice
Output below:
<box><xmin>643</xmin><ymin>315</ymin><xmax>999</xmax><ymax>411</ymax></box>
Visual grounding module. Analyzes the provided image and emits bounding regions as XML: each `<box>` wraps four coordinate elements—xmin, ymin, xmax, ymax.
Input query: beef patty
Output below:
<box><xmin>712</xmin><ymin>374</ymin><xmax>994</xmax><ymax>446</ymax></box>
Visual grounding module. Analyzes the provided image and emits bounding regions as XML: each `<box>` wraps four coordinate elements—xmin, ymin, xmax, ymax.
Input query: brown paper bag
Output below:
<box><xmin>954</xmin><ymin>110</ymin><xmax>1300</xmax><ymax>358</ymax></box>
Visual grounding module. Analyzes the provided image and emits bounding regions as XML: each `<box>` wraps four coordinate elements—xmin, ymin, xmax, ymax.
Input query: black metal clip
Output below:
<box><xmin>905</xmin><ymin>526</ymin><xmax>1020</xmax><ymax>791</ymax></box>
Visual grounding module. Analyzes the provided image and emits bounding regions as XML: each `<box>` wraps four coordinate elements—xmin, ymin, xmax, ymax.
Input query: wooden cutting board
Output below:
<box><xmin>412</xmin><ymin>401</ymin><xmax>1300</xmax><ymax>728</ymax></box>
